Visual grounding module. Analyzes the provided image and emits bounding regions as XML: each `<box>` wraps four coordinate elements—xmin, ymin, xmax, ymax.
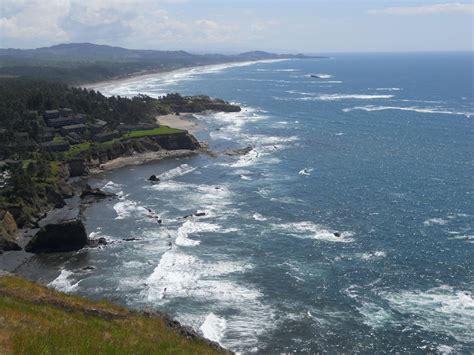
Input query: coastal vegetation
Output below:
<box><xmin>0</xmin><ymin>275</ymin><xmax>225</xmax><ymax>354</ymax></box>
<box><xmin>0</xmin><ymin>77</ymin><xmax>237</xmax><ymax>230</ymax></box>
<box><xmin>0</xmin><ymin>42</ymin><xmax>310</xmax><ymax>84</ymax></box>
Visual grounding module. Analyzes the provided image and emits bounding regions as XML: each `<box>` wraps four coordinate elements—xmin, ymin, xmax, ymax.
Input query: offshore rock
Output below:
<box><xmin>25</xmin><ymin>219</ymin><xmax>88</xmax><ymax>253</ymax></box>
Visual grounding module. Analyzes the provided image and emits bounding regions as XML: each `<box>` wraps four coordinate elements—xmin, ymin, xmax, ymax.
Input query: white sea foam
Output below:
<box><xmin>298</xmin><ymin>168</ymin><xmax>313</xmax><ymax>176</ymax></box>
<box><xmin>176</xmin><ymin>220</ymin><xmax>222</xmax><ymax>246</ymax></box>
<box><xmin>200</xmin><ymin>313</ymin><xmax>227</xmax><ymax>344</ymax></box>
<box><xmin>358</xmin><ymin>251</ymin><xmax>387</xmax><ymax>260</ymax></box>
<box><xmin>448</xmin><ymin>235</ymin><xmax>474</xmax><ymax>244</ymax></box>
<box><xmin>272</xmin><ymin>221</ymin><xmax>354</xmax><ymax>243</ymax></box>
<box><xmin>423</xmin><ymin>217</ymin><xmax>449</xmax><ymax>226</ymax></box>
<box><xmin>375</xmin><ymin>87</ymin><xmax>402</xmax><ymax>91</ymax></box>
<box><xmin>437</xmin><ymin>344</ymin><xmax>456</xmax><ymax>354</ymax></box>
<box><xmin>102</xmin><ymin>181</ymin><xmax>123</xmax><ymax>192</ymax></box>
<box><xmin>342</xmin><ymin>105</ymin><xmax>473</xmax><ymax>118</ymax></box>
<box><xmin>158</xmin><ymin>164</ymin><xmax>197</xmax><ymax>181</ymax></box>
<box><xmin>303</xmin><ymin>94</ymin><xmax>394</xmax><ymax>101</ymax></box>
<box><xmin>145</xmin><ymin>250</ymin><xmax>275</xmax><ymax>350</ymax></box>
<box><xmin>275</xmin><ymin>68</ymin><xmax>299</xmax><ymax>72</ymax></box>
<box><xmin>309</xmin><ymin>73</ymin><xmax>332</xmax><ymax>79</ymax></box>
<box><xmin>113</xmin><ymin>199</ymin><xmax>151</xmax><ymax>220</ymax></box>
<box><xmin>123</xmin><ymin>260</ymin><xmax>147</xmax><ymax>268</ymax></box>
<box><xmin>381</xmin><ymin>286</ymin><xmax>474</xmax><ymax>343</ymax></box>
<box><xmin>48</xmin><ymin>269</ymin><xmax>80</xmax><ymax>293</ymax></box>
<box><xmin>252</xmin><ymin>213</ymin><xmax>267</xmax><ymax>221</ymax></box>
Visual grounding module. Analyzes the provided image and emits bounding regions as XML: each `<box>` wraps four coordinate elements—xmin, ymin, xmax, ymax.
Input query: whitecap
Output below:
<box><xmin>308</xmin><ymin>73</ymin><xmax>332</xmax><ymax>79</ymax></box>
<box><xmin>303</xmin><ymin>94</ymin><xmax>394</xmax><ymax>101</ymax></box>
<box><xmin>271</xmin><ymin>221</ymin><xmax>354</xmax><ymax>243</ymax></box>
<box><xmin>145</xmin><ymin>250</ymin><xmax>274</xmax><ymax>351</ymax></box>
<box><xmin>158</xmin><ymin>164</ymin><xmax>197</xmax><ymax>181</ymax></box>
<box><xmin>358</xmin><ymin>251</ymin><xmax>387</xmax><ymax>260</ymax></box>
<box><xmin>375</xmin><ymin>87</ymin><xmax>402</xmax><ymax>91</ymax></box>
<box><xmin>48</xmin><ymin>269</ymin><xmax>80</xmax><ymax>293</ymax></box>
<box><xmin>298</xmin><ymin>168</ymin><xmax>313</xmax><ymax>176</ymax></box>
<box><xmin>175</xmin><ymin>220</ymin><xmax>224</xmax><ymax>246</ymax></box>
<box><xmin>342</xmin><ymin>105</ymin><xmax>472</xmax><ymax>118</ymax></box>
<box><xmin>381</xmin><ymin>286</ymin><xmax>474</xmax><ymax>343</ymax></box>
<box><xmin>200</xmin><ymin>313</ymin><xmax>227</xmax><ymax>344</ymax></box>
<box><xmin>113</xmin><ymin>200</ymin><xmax>151</xmax><ymax>220</ymax></box>
<box><xmin>423</xmin><ymin>218</ymin><xmax>449</xmax><ymax>226</ymax></box>
<box><xmin>253</xmin><ymin>213</ymin><xmax>267</xmax><ymax>221</ymax></box>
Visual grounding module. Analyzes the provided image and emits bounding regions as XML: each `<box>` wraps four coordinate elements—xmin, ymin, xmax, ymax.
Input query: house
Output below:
<box><xmin>92</xmin><ymin>130</ymin><xmax>119</xmax><ymax>143</ymax></box>
<box><xmin>65</xmin><ymin>132</ymin><xmax>84</xmax><ymax>144</ymax></box>
<box><xmin>61</xmin><ymin>124</ymin><xmax>86</xmax><ymax>135</ymax></box>
<box><xmin>38</xmin><ymin>127</ymin><xmax>56</xmax><ymax>142</ymax></box>
<box><xmin>59</xmin><ymin>108</ymin><xmax>73</xmax><ymax>116</ymax></box>
<box><xmin>89</xmin><ymin>119</ymin><xmax>108</xmax><ymax>133</ymax></box>
<box><xmin>43</xmin><ymin>110</ymin><xmax>60</xmax><ymax>120</ymax></box>
<box><xmin>40</xmin><ymin>141</ymin><xmax>70</xmax><ymax>152</ymax></box>
<box><xmin>47</xmin><ymin>116</ymin><xmax>86</xmax><ymax>128</ymax></box>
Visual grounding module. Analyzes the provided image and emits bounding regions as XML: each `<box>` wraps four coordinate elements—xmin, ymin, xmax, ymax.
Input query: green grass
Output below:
<box><xmin>63</xmin><ymin>142</ymin><xmax>91</xmax><ymax>159</ymax></box>
<box><xmin>62</xmin><ymin>126</ymin><xmax>184</xmax><ymax>159</ymax></box>
<box><xmin>0</xmin><ymin>276</ymin><xmax>225</xmax><ymax>354</ymax></box>
<box><xmin>123</xmin><ymin>126</ymin><xmax>184</xmax><ymax>139</ymax></box>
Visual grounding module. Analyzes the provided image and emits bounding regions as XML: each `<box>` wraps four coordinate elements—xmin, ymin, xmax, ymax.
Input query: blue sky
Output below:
<box><xmin>0</xmin><ymin>1</ymin><xmax>472</xmax><ymax>52</ymax></box>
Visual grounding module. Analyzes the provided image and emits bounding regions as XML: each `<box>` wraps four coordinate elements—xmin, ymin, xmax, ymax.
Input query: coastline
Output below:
<box><xmin>94</xmin><ymin>149</ymin><xmax>199</xmax><ymax>172</ymax></box>
<box><xmin>83</xmin><ymin>58</ymin><xmax>289</xmax><ymax>94</ymax></box>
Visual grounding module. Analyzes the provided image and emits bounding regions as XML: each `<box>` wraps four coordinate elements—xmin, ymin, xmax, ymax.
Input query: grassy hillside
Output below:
<box><xmin>0</xmin><ymin>275</ymin><xmax>227</xmax><ymax>354</ymax></box>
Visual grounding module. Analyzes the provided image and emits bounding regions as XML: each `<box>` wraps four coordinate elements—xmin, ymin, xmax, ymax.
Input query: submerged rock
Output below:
<box><xmin>25</xmin><ymin>220</ymin><xmax>88</xmax><ymax>253</ymax></box>
<box><xmin>88</xmin><ymin>237</ymin><xmax>108</xmax><ymax>248</ymax></box>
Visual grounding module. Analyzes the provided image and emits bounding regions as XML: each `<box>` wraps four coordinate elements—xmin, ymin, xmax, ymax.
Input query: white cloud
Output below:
<box><xmin>368</xmin><ymin>3</ymin><xmax>474</xmax><ymax>15</ymax></box>
<box><xmin>0</xmin><ymin>0</ymin><xmax>70</xmax><ymax>44</ymax></box>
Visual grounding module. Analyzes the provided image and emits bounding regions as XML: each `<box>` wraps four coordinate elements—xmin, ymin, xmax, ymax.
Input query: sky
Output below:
<box><xmin>0</xmin><ymin>0</ymin><xmax>472</xmax><ymax>53</ymax></box>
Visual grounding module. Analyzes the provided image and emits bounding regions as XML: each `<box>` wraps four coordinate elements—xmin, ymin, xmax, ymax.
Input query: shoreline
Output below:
<box><xmin>93</xmin><ymin>149</ymin><xmax>199</xmax><ymax>172</ymax></box>
<box><xmin>156</xmin><ymin>113</ymin><xmax>204</xmax><ymax>134</ymax></box>
<box><xmin>83</xmin><ymin>58</ymin><xmax>289</xmax><ymax>94</ymax></box>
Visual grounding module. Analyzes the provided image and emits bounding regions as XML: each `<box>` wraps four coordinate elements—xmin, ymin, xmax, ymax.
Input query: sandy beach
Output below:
<box><xmin>156</xmin><ymin>113</ymin><xmax>204</xmax><ymax>134</ymax></box>
<box><xmin>83</xmin><ymin>59</ymin><xmax>287</xmax><ymax>94</ymax></box>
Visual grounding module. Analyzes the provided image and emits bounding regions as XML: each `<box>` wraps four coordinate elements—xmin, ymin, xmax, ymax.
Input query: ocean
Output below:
<box><xmin>40</xmin><ymin>53</ymin><xmax>474</xmax><ymax>353</ymax></box>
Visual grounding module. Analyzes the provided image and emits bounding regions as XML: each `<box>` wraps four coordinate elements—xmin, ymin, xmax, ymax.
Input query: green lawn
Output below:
<box><xmin>123</xmin><ymin>126</ymin><xmax>184</xmax><ymax>139</ymax></box>
<box><xmin>62</xmin><ymin>126</ymin><xmax>184</xmax><ymax>159</ymax></box>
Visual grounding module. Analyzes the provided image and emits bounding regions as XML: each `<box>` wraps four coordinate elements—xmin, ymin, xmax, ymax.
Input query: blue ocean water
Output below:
<box><xmin>52</xmin><ymin>53</ymin><xmax>473</xmax><ymax>353</ymax></box>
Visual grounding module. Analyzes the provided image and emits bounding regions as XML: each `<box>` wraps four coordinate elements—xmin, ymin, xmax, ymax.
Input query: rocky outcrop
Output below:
<box><xmin>80</xmin><ymin>184</ymin><xmax>115</xmax><ymax>200</ymax></box>
<box><xmin>25</xmin><ymin>219</ymin><xmax>88</xmax><ymax>253</ymax></box>
<box><xmin>154</xmin><ymin>133</ymin><xmax>200</xmax><ymax>150</ymax></box>
<box><xmin>67</xmin><ymin>159</ymin><xmax>88</xmax><ymax>177</ymax></box>
<box><xmin>0</xmin><ymin>210</ymin><xmax>21</xmax><ymax>251</ymax></box>
<box><xmin>148</xmin><ymin>175</ymin><xmax>160</xmax><ymax>182</ymax></box>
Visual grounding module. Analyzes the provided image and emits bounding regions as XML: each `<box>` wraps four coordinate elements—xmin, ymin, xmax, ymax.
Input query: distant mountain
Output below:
<box><xmin>0</xmin><ymin>43</ymin><xmax>318</xmax><ymax>84</ymax></box>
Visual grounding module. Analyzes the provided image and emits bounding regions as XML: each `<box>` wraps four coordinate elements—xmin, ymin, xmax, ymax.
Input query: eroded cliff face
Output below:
<box><xmin>67</xmin><ymin>133</ymin><xmax>200</xmax><ymax>177</ymax></box>
<box><xmin>0</xmin><ymin>210</ymin><xmax>21</xmax><ymax>251</ymax></box>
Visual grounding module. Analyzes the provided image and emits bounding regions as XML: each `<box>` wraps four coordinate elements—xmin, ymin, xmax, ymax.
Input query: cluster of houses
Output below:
<box><xmin>38</xmin><ymin>108</ymin><xmax>120</xmax><ymax>152</ymax></box>
<box><xmin>0</xmin><ymin>107</ymin><xmax>161</xmax><ymax>162</ymax></box>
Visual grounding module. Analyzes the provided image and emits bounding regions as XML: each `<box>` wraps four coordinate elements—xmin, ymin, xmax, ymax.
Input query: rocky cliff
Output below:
<box><xmin>0</xmin><ymin>210</ymin><xmax>21</xmax><ymax>251</ymax></box>
<box><xmin>68</xmin><ymin>133</ymin><xmax>200</xmax><ymax>176</ymax></box>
